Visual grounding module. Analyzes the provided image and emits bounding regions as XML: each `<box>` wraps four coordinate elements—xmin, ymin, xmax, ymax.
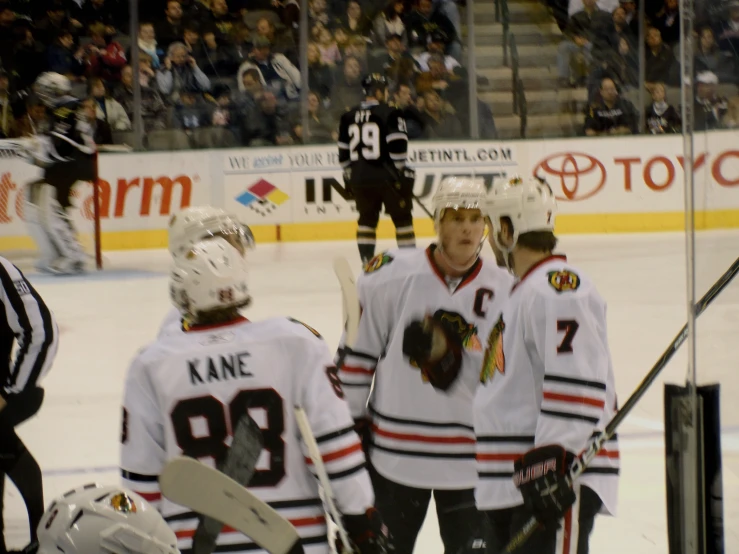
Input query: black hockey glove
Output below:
<box><xmin>397</xmin><ymin>166</ymin><xmax>416</xmax><ymax>196</ymax></box>
<box><xmin>513</xmin><ymin>445</ymin><xmax>577</xmax><ymax>528</ymax></box>
<box><xmin>338</xmin><ymin>507</ymin><xmax>393</xmax><ymax>554</ymax></box>
<box><xmin>402</xmin><ymin>316</ymin><xmax>463</xmax><ymax>391</ymax></box>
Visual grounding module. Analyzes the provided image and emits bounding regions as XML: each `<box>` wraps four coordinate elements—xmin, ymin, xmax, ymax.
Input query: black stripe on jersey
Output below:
<box><xmin>339</xmin><ymin>381</ymin><xmax>372</xmax><ymax>388</ymax></box>
<box><xmin>544</xmin><ymin>374</ymin><xmax>606</xmax><ymax>391</ymax></box>
<box><xmin>478</xmin><ymin>471</ymin><xmax>514</xmax><ymax>479</ymax></box>
<box><xmin>369</xmin><ymin>405</ymin><xmax>475</xmax><ymax>431</ymax></box>
<box><xmin>180</xmin><ymin>534</ymin><xmax>328</xmax><ymax>553</ymax></box>
<box><xmin>372</xmin><ymin>442</ymin><xmax>475</xmax><ymax>460</ymax></box>
<box><xmin>342</xmin><ymin>347</ymin><xmax>379</xmax><ymax>362</ymax></box>
<box><xmin>315</xmin><ymin>425</ymin><xmax>354</xmax><ymax>444</ymax></box>
<box><xmin>583</xmin><ymin>467</ymin><xmax>620</xmax><ymax>476</ymax></box>
<box><xmin>476</xmin><ymin>435</ymin><xmax>535</xmax><ymax>443</ymax></box>
<box><xmin>0</xmin><ymin>262</ymin><xmax>54</xmax><ymax>391</ymax></box>
<box><xmin>328</xmin><ymin>462</ymin><xmax>366</xmax><ymax>480</ymax></box>
<box><xmin>540</xmin><ymin>409</ymin><xmax>600</xmax><ymax>425</ymax></box>
<box><xmin>121</xmin><ymin>470</ymin><xmax>158</xmax><ymax>482</ymax></box>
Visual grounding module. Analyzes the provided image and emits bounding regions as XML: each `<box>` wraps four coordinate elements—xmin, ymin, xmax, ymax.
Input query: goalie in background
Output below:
<box><xmin>336</xmin><ymin>177</ymin><xmax>513</xmax><ymax>554</ymax></box>
<box><xmin>120</xmin><ymin>237</ymin><xmax>391</xmax><ymax>554</ymax></box>
<box><xmin>37</xmin><ymin>484</ymin><xmax>179</xmax><ymax>554</ymax></box>
<box><xmin>474</xmin><ymin>177</ymin><xmax>620</xmax><ymax>553</ymax></box>
<box><xmin>22</xmin><ymin>72</ymin><xmax>97</xmax><ymax>275</ymax></box>
<box><xmin>337</xmin><ymin>73</ymin><xmax>415</xmax><ymax>265</ymax></box>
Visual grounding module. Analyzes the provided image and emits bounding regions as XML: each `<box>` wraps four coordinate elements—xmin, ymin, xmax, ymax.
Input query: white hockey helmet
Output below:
<box><xmin>170</xmin><ymin>237</ymin><xmax>251</xmax><ymax>317</ymax></box>
<box><xmin>432</xmin><ymin>176</ymin><xmax>487</xmax><ymax>228</ymax></box>
<box><xmin>486</xmin><ymin>176</ymin><xmax>557</xmax><ymax>253</ymax></box>
<box><xmin>33</xmin><ymin>72</ymin><xmax>72</xmax><ymax>107</ymax></box>
<box><xmin>168</xmin><ymin>206</ymin><xmax>254</xmax><ymax>260</ymax></box>
<box><xmin>37</xmin><ymin>484</ymin><xmax>178</xmax><ymax>554</ymax></box>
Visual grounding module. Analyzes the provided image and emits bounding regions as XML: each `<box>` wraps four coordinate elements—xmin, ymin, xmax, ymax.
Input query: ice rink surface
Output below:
<box><xmin>4</xmin><ymin>230</ymin><xmax>739</xmax><ymax>553</ymax></box>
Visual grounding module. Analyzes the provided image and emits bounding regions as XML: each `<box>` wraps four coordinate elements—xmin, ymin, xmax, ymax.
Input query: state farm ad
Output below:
<box><xmin>527</xmin><ymin>130</ymin><xmax>739</xmax><ymax>214</ymax></box>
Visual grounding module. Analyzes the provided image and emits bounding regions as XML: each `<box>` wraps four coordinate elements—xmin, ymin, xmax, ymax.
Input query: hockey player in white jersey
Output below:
<box><xmin>474</xmin><ymin>177</ymin><xmax>619</xmax><ymax>554</ymax></box>
<box><xmin>337</xmin><ymin>177</ymin><xmax>513</xmax><ymax>554</ymax></box>
<box><xmin>37</xmin><ymin>483</ymin><xmax>178</xmax><ymax>554</ymax></box>
<box><xmin>157</xmin><ymin>206</ymin><xmax>254</xmax><ymax>337</ymax></box>
<box><xmin>121</xmin><ymin>237</ymin><xmax>391</xmax><ymax>554</ymax></box>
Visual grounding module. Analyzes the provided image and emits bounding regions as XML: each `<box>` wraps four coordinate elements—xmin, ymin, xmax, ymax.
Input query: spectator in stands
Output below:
<box><xmin>592</xmin><ymin>6</ymin><xmax>636</xmax><ymax>61</ymax></box>
<box><xmin>307</xmin><ymin>42</ymin><xmax>334</xmax><ymax>100</ymax></box>
<box><xmin>76</xmin><ymin>0</ymin><xmax>117</xmax><ymax>35</ymax></box>
<box><xmin>722</xmin><ymin>96</ymin><xmax>739</xmax><ymax>128</ymax></box>
<box><xmin>134</xmin><ymin>22</ymin><xmax>163</xmax><ymax>70</ymax></box>
<box><xmin>46</xmin><ymin>30</ymin><xmax>86</xmax><ymax>82</ymax></box>
<box><xmin>695</xmin><ymin>26</ymin><xmax>738</xmax><ymax>83</ymax></box>
<box><xmin>242</xmin><ymin>90</ymin><xmax>292</xmax><ymax>146</ymax></box>
<box><xmin>182</xmin><ymin>24</ymin><xmax>201</xmax><ymax>56</ymax></box>
<box><xmin>137</xmin><ymin>52</ymin><xmax>157</xmax><ymax>87</ymax></box>
<box><xmin>197</xmin><ymin>30</ymin><xmax>238</xmax><ymax>77</ymax></box>
<box><xmin>36</xmin><ymin>1</ymin><xmax>83</xmax><ymax>46</ymax></box>
<box><xmin>157</xmin><ymin>41</ymin><xmax>211</xmax><ymax>102</ymax></box>
<box><xmin>315</xmin><ymin>25</ymin><xmax>342</xmax><ymax>65</ymax></box>
<box><xmin>584</xmin><ymin>77</ymin><xmax>638</xmax><ymax>135</ymax></box>
<box><xmin>587</xmin><ymin>36</ymin><xmax>638</xmax><ymax>101</ymax></box>
<box><xmin>645</xmin><ymin>82</ymin><xmax>680</xmax><ymax>133</ymax></box>
<box><xmin>652</xmin><ymin>0</ymin><xmax>680</xmax><ymax>46</ymax></box>
<box><xmin>716</xmin><ymin>0</ymin><xmax>739</xmax><ymax>55</ymax></box>
<box><xmin>645</xmin><ymin>26</ymin><xmax>676</xmax><ymax>87</ymax></box>
<box><xmin>433</xmin><ymin>0</ymin><xmax>462</xmax><ymax>44</ymax></box>
<box><xmin>231</xmin><ymin>22</ymin><xmax>254</xmax><ymax>65</ymax></box>
<box><xmin>373</xmin><ymin>0</ymin><xmax>408</xmax><ymax>47</ymax></box>
<box><xmin>0</xmin><ymin>3</ymin><xmax>20</xmax><ymax>67</ymax></box>
<box><xmin>557</xmin><ymin>0</ymin><xmax>610</xmax><ymax>87</ymax></box>
<box><xmin>419</xmin><ymin>88</ymin><xmax>463</xmax><ymax>138</ymax></box>
<box><xmin>81</xmin><ymin>96</ymin><xmax>113</xmax><ymax>144</ymax></box>
<box><xmin>292</xmin><ymin>90</ymin><xmax>337</xmax><ymax>143</ymax></box>
<box><xmin>334</xmin><ymin>1</ymin><xmax>374</xmax><ymax>44</ymax></box>
<box><xmin>236</xmin><ymin>36</ymin><xmax>301</xmax><ymax>103</ymax></box>
<box><xmin>413</xmin><ymin>30</ymin><xmax>460</xmax><ymax>72</ymax></box>
<box><xmin>693</xmin><ymin>70</ymin><xmax>728</xmax><ymax>130</ymax></box>
<box><xmin>309</xmin><ymin>0</ymin><xmax>332</xmax><ymax>27</ymax></box>
<box><xmin>156</xmin><ymin>1</ymin><xmax>188</xmax><ymax>51</ymax></box>
<box><xmin>83</xmin><ymin>22</ymin><xmax>127</xmax><ymax>82</ymax></box>
<box><xmin>208</xmin><ymin>83</ymin><xmax>242</xmax><ymax>142</ymax></box>
<box><xmin>89</xmin><ymin>77</ymin><xmax>131</xmax><ymax>131</ymax></box>
<box><xmin>328</xmin><ymin>54</ymin><xmax>364</xmax><ymax>118</ymax></box>
<box><xmin>114</xmin><ymin>64</ymin><xmax>169</xmax><ymax>132</ymax></box>
<box><xmin>393</xmin><ymin>82</ymin><xmax>425</xmax><ymax>138</ymax></box>
<box><xmin>370</xmin><ymin>33</ymin><xmax>413</xmax><ymax>73</ymax></box>
<box><xmin>16</xmin><ymin>95</ymin><xmax>48</xmax><ymax>137</ymax></box>
<box><xmin>387</xmin><ymin>56</ymin><xmax>418</xmax><ymax>92</ymax></box>
<box><xmin>172</xmin><ymin>90</ymin><xmax>208</xmax><ymax>133</ymax></box>
<box><xmin>238</xmin><ymin>68</ymin><xmax>264</xmax><ymax>109</ymax></box>
<box><xmin>205</xmin><ymin>0</ymin><xmax>238</xmax><ymax>42</ymax></box>
<box><xmin>254</xmin><ymin>17</ymin><xmax>298</xmax><ymax>66</ymax></box>
<box><xmin>618</xmin><ymin>0</ymin><xmax>639</xmax><ymax>35</ymax></box>
<box><xmin>0</xmin><ymin>68</ymin><xmax>19</xmax><ymax>138</ymax></box>
<box><xmin>9</xmin><ymin>26</ymin><xmax>45</xmax><ymax>91</ymax></box>
<box><xmin>405</xmin><ymin>0</ymin><xmax>460</xmax><ymax>61</ymax></box>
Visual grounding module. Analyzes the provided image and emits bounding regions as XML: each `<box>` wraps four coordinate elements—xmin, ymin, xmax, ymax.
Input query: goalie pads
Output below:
<box><xmin>402</xmin><ymin>313</ymin><xmax>464</xmax><ymax>391</ymax></box>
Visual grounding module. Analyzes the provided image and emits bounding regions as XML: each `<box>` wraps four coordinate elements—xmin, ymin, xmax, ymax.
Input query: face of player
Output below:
<box><xmin>439</xmin><ymin>208</ymin><xmax>485</xmax><ymax>265</ymax></box>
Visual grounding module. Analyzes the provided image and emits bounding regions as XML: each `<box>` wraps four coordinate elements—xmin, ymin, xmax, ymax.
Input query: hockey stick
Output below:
<box><xmin>334</xmin><ymin>256</ymin><xmax>361</xmax><ymax>350</ymax></box>
<box><xmin>191</xmin><ymin>414</ymin><xmax>264</xmax><ymax>554</ymax></box>
<box><xmin>159</xmin><ymin>457</ymin><xmax>304</xmax><ymax>554</ymax></box>
<box><xmin>294</xmin><ymin>406</ymin><xmax>354</xmax><ymax>553</ymax></box>
<box><xmin>504</xmin><ymin>255</ymin><xmax>739</xmax><ymax>552</ymax></box>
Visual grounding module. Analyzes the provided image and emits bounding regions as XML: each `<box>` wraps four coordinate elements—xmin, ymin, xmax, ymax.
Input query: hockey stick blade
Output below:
<box><xmin>333</xmin><ymin>256</ymin><xmax>360</xmax><ymax>349</ymax></box>
<box><xmin>504</xmin><ymin>255</ymin><xmax>739</xmax><ymax>552</ymax></box>
<box><xmin>159</xmin><ymin>457</ymin><xmax>303</xmax><ymax>554</ymax></box>
<box><xmin>191</xmin><ymin>414</ymin><xmax>264</xmax><ymax>554</ymax></box>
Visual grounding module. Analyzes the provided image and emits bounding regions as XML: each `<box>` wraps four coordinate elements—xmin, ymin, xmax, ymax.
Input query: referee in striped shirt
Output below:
<box><xmin>0</xmin><ymin>256</ymin><xmax>58</xmax><ymax>553</ymax></box>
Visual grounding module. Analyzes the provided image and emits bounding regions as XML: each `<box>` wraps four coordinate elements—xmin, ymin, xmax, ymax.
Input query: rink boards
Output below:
<box><xmin>0</xmin><ymin>130</ymin><xmax>738</xmax><ymax>250</ymax></box>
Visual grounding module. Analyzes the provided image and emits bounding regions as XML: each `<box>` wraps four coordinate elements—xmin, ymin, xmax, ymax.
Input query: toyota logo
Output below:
<box><xmin>534</xmin><ymin>153</ymin><xmax>606</xmax><ymax>201</ymax></box>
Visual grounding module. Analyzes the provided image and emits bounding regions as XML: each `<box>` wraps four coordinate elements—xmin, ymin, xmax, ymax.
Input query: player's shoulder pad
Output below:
<box><xmin>286</xmin><ymin>317</ymin><xmax>324</xmax><ymax>340</ymax></box>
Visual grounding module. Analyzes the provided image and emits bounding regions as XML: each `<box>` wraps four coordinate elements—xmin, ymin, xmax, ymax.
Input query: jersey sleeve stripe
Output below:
<box><xmin>476</xmin><ymin>434</ymin><xmax>535</xmax><ymax>443</ymax></box>
<box><xmin>315</xmin><ymin>425</ymin><xmax>355</xmax><ymax>444</ymax></box>
<box><xmin>372</xmin><ymin>442</ymin><xmax>475</xmax><ymax>460</ymax></box>
<box><xmin>306</xmin><ymin>441</ymin><xmax>362</xmax><ymax>464</ymax></box>
<box><xmin>540</xmin><ymin>409</ymin><xmax>600</xmax><ymax>425</ymax></box>
<box><xmin>544</xmin><ymin>374</ymin><xmax>606</xmax><ymax>391</ymax></box>
<box><xmin>386</xmin><ymin>132</ymin><xmax>407</xmax><ymax>142</ymax></box>
<box><xmin>542</xmin><ymin>391</ymin><xmax>605</xmax><ymax>409</ymax></box>
<box><xmin>343</xmin><ymin>348</ymin><xmax>378</xmax><ymax>362</ymax></box>
<box><xmin>476</xmin><ymin>453</ymin><xmax>522</xmax><ymax>461</ymax></box>
<box><xmin>340</xmin><ymin>365</ymin><xmax>374</xmax><ymax>376</ymax></box>
<box><xmin>120</xmin><ymin>469</ymin><xmax>159</xmax><ymax>482</ymax></box>
<box><xmin>372</xmin><ymin>423</ymin><xmax>475</xmax><ymax>445</ymax></box>
<box><xmin>370</xmin><ymin>405</ymin><xmax>475</xmax><ymax>431</ymax></box>
<box><xmin>478</xmin><ymin>471</ymin><xmax>514</xmax><ymax>479</ymax></box>
<box><xmin>338</xmin><ymin>142</ymin><xmax>349</xmax><ymax>149</ymax></box>
<box><xmin>326</xmin><ymin>462</ymin><xmax>366</xmax><ymax>480</ymax></box>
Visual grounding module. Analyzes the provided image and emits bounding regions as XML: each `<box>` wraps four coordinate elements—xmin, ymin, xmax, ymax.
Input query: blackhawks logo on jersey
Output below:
<box><xmin>480</xmin><ymin>315</ymin><xmax>505</xmax><ymax>384</ymax></box>
<box><xmin>547</xmin><ymin>270</ymin><xmax>580</xmax><ymax>293</ymax></box>
<box><xmin>434</xmin><ymin>309</ymin><xmax>482</xmax><ymax>352</ymax></box>
<box><xmin>363</xmin><ymin>252</ymin><xmax>394</xmax><ymax>274</ymax></box>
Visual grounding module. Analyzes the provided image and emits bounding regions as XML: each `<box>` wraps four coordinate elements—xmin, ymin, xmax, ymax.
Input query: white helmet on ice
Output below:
<box><xmin>432</xmin><ymin>176</ymin><xmax>487</xmax><ymax>229</ymax></box>
<box><xmin>168</xmin><ymin>206</ymin><xmax>255</xmax><ymax>260</ymax></box>
<box><xmin>486</xmin><ymin>176</ymin><xmax>557</xmax><ymax>253</ymax></box>
<box><xmin>33</xmin><ymin>72</ymin><xmax>72</xmax><ymax>107</ymax></box>
<box><xmin>170</xmin><ymin>237</ymin><xmax>251</xmax><ymax>318</ymax></box>
<box><xmin>37</xmin><ymin>484</ymin><xmax>178</xmax><ymax>554</ymax></box>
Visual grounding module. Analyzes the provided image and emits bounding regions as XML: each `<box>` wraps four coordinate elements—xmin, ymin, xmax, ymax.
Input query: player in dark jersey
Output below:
<box><xmin>22</xmin><ymin>72</ymin><xmax>96</xmax><ymax>275</ymax></box>
<box><xmin>338</xmin><ymin>74</ymin><xmax>416</xmax><ymax>264</ymax></box>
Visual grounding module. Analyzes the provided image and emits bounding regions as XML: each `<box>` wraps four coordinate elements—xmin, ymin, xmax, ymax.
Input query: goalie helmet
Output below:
<box><xmin>486</xmin><ymin>176</ymin><xmax>557</xmax><ymax>253</ymax></box>
<box><xmin>168</xmin><ymin>206</ymin><xmax>254</xmax><ymax>260</ymax></box>
<box><xmin>432</xmin><ymin>176</ymin><xmax>487</xmax><ymax>228</ymax></box>
<box><xmin>170</xmin><ymin>237</ymin><xmax>251</xmax><ymax>317</ymax></box>
<box><xmin>33</xmin><ymin>72</ymin><xmax>71</xmax><ymax>107</ymax></box>
<box><xmin>37</xmin><ymin>484</ymin><xmax>178</xmax><ymax>554</ymax></box>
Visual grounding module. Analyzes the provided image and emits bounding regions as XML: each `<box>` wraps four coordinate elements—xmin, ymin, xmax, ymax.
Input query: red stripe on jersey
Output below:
<box><xmin>340</xmin><ymin>365</ymin><xmax>374</xmax><ymax>376</ymax></box>
<box><xmin>175</xmin><ymin>517</ymin><xmax>326</xmax><ymax>538</ymax></box>
<box><xmin>134</xmin><ymin>491</ymin><xmax>161</xmax><ymax>502</ymax></box>
<box><xmin>562</xmin><ymin>506</ymin><xmax>573</xmax><ymax>554</ymax></box>
<box><xmin>596</xmin><ymin>449</ymin><xmax>620</xmax><ymax>459</ymax></box>
<box><xmin>304</xmin><ymin>442</ymin><xmax>362</xmax><ymax>465</ymax></box>
<box><xmin>543</xmin><ymin>391</ymin><xmax>605</xmax><ymax>409</ymax></box>
<box><xmin>372</xmin><ymin>424</ymin><xmax>475</xmax><ymax>444</ymax></box>
<box><xmin>476</xmin><ymin>452</ymin><xmax>522</xmax><ymax>462</ymax></box>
